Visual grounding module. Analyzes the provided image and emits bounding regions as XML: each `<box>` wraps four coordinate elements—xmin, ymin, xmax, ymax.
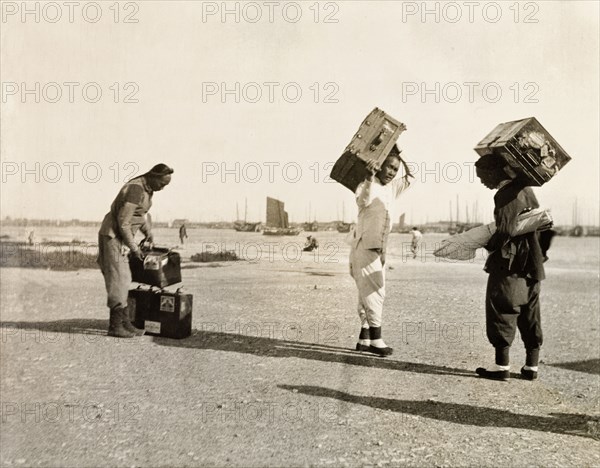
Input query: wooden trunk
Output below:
<box><xmin>474</xmin><ymin>117</ymin><xmax>572</xmax><ymax>186</ymax></box>
<box><xmin>331</xmin><ymin>108</ymin><xmax>406</xmax><ymax>192</ymax></box>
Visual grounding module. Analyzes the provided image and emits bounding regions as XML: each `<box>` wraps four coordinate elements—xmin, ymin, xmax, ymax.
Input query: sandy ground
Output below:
<box><xmin>1</xmin><ymin>232</ymin><xmax>599</xmax><ymax>467</ymax></box>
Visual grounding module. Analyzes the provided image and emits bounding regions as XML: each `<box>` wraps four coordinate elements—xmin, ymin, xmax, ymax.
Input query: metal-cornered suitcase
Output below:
<box><xmin>331</xmin><ymin>108</ymin><xmax>407</xmax><ymax>192</ymax></box>
<box><xmin>474</xmin><ymin>117</ymin><xmax>572</xmax><ymax>186</ymax></box>
<box><xmin>128</xmin><ymin>286</ymin><xmax>192</xmax><ymax>339</ymax></box>
<box><xmin>129</xmin><ymin>247</ymin><xmax>182</xmax><ymax>288</ymax></box>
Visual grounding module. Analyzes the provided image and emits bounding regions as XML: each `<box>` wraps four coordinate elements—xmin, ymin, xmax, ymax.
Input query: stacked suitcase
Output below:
<box><xmin>128</xmin><ymin>246</ymin><xmax>192</xmax><ymax>339</ymax></box>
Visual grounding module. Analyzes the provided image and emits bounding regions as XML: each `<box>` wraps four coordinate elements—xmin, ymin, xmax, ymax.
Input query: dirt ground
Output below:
<box><xmin>1</xmin><ymin>234</ymin><xmax>599</xmax><ymax>467</ymax></box>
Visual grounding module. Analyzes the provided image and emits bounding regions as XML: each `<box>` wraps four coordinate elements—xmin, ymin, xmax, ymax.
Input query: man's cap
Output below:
<box><xmin>146</xmin><ymin>164</ymin><xmax>174</xmax><ymax>177</ymax></box>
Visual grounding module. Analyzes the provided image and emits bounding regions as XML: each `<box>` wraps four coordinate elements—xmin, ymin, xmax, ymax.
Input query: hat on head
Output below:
<box><xmin>146</xmin><ymin>164</ymin><xmax>174</xmax><ymax>177</ymax></box>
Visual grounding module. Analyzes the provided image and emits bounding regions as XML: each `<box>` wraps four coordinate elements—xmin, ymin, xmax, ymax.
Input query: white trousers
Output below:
<box><xmin>349</xmin><ymin>241</ymin><xmax>385</xmax><ymax>328</ymax></box>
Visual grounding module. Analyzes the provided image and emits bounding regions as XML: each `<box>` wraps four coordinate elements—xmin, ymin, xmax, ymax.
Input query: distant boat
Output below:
<box><xmin>234</xmin><ymin>221</ymin><xmax>262</xmax><ymax>232</ymax></box>
<box><xmin>336</xmin><ymin>202</ymin><xmax>353</xmax><ymax>233</ymax></box>
<box><xmin>263</xmin><ymin>197</ymin><xmax>301</xmax><ymax>236</ymax></box>
<box><xmin>336</xmin><ymin>222</ymin><xmax>353</xmax><ymax>233</ymax></box>
<box><xmin>303</xmin><ymin>221</ymin><xmax>318</xmax><ymax>232</ymax></box>
<box><xmin>234</xmin><ymin>198</ymin><xmax>262</xmax><ymax>232</ymax></box>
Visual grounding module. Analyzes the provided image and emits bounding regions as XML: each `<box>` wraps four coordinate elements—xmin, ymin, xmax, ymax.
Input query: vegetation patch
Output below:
<box><xmin>190</xmin><ymin>251</ymin><xmax>241</xmax><ymax>263</ymax></box>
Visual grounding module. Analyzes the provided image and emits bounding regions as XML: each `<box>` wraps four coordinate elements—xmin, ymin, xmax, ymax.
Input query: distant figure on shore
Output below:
<box><xmin>474</xmin><ymin>154</ymin><xmax>551</xmax><ymax>382</ymax></box>
<box><xmin>97</xmin><ymin>163</ymin><xmax>173</xmax><ymax>338</ymax></box>
<box><xmin>28</xmin><ymin>230</ymin><xmax>35</xmax><ymax>246</ymax></box>
<box><xmin>410</xmin><ymin>227</ymin><xmax>422</xmax><ymax>259</ymax></box>
<box><xmin>179</xmin><ymin>223</ymin><xmax>188</xmax><ymax>245</ymax></box>
<box><xmin>349</xmin><ymin>145</ymin><xmax>413</xmax><ymax>357</ymax></box>
<box><xmin>303</xmin><ymin>235</ymin><xmax>319</xmax><ymax>252</ymax></box>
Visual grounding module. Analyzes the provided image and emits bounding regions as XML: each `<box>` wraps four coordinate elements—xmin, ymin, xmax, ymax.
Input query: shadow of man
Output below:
<box><xmin>151</xmin><ymin>329</ymin><xmax>476</xmax><ymax>378</ymax></box>
<box><xmin>279</xmin><ymin>384</ymin><xmax>600</xmax><ymax>440</ymax></box>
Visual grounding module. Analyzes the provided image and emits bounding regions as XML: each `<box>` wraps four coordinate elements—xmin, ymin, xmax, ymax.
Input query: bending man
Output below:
<box><xmin>97</xmin><ymin>163</ymin><xmax>173</xmax><ymax>338</ymax></box>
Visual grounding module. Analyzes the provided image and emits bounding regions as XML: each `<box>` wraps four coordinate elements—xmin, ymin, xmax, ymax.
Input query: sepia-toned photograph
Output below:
<box><xmin>1</xmin><ymin>1</ymin><xmax>598</xmax><ymax>466</ymax></box>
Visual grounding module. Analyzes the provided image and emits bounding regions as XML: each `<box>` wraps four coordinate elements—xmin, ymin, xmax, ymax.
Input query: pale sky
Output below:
<box><xmin>1</xmin><ymin>1</ymin><xmax>598</xmax><ymax>226</ymax></box>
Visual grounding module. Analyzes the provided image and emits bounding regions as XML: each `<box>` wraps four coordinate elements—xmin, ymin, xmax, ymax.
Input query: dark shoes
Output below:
<box><xmin>475</xmin><ymin>367</ymin><xmax>510</xmax><ymax>381</ymax></box>
<box><xmin>520</xmin><ymin>366</ymin><xmax>538</xmax><ymax>380</ymax></box>
<box><xmin>368</xmin><ymin>345</ymin><xmax>394</xmax><ymax>357</ymax></box>
<box><xmin>475</xmin><ymin>367</ymin><xmax>538</xmax><ymax>381</ymax></box>
<box><xmin>354</xmin><ymin>343</ymin><xmax>394</xmax><ymax>357</ymax></box>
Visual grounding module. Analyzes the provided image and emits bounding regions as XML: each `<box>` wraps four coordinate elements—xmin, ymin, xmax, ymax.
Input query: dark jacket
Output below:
<box><xmin>484</xmin><ymin>182</ymin><xmax>545</xmax><ymax>281</ymax></box>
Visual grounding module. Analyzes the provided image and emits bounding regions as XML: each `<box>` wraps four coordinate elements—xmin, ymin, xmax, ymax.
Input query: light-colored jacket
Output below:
<box><xmin>99</xmin><ymin>176</ymin><xmax>153</xmax><ymax>250</ymax></box>
<box><xmin>350</xmin><ymin>176</ymin><xmax>410</xmax><ymax>250</ymax></box>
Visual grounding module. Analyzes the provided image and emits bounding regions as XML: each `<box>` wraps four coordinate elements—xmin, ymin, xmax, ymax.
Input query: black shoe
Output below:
<box><xmin>368</xmin><ymin>345</ymin><xmax>394</xmax><ymax>357</ymax></box>
<box><xmin>520</xmin><ymin>367</ymin><xmax>538</xmax><ymax>380</ymax></box>
<box><xmin>475</xmin><ymin>367</ymin><xmax>510</xmax><ymax>381</ymax></box>
<box><xmin>355</xmin><ymin>343</ymin><xmax>371</xmax><ymax>352</ymax></box>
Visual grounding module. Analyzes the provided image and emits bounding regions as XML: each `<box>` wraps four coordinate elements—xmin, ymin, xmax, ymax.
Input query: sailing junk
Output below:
<box><xmin>330</xmin><ymin>108</ymin><xmax>407</xmax><ymax>192</ymax></box>
<box><xmin>234</xmin><ymin>198</ymin><xmax>262</xmax><ymax>232</ymax></box>
<box><xmin>474</xmin><ymin>117</ymin><xmax>572</xmax><ymax>186</ymax></box>
<box><xmin>263</xmin><ymin>197</ymin><xmax>301</xmax><ymax>236</ymax></box>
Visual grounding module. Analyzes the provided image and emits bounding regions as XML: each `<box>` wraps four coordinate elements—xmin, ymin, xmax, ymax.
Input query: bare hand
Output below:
<box><xmin>132</xmin><ymin>249</ymin><xmax>145</xmax><ymax>262</ymax></box>
<box><xmin>141</xmin><ymin>237</ymin><xmax>154</xmax><ymax>250</ymax></box>
<box><xmin>365</xmin><ymin>159</ymin><xmax>379</xmax><ymax>176</ymax></box>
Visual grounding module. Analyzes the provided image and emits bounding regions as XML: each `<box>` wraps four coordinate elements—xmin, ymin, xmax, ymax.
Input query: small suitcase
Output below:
<box><xmin>331</xmin><ymin>108</ymin><xmax>407</xmax><ymax>192</ymax></box>
<box><xmin>129</xmin><ymin>246</ymin><xmax>182</xmax><ymax>288</ymax></box>
<box><xmin>474</xmin><ymin>117</ymin><xmax>571</xmax><ymax>186</ymax></box>
<box><xmin>128</xmin><ymin>286</ymin><xmax>192</xmax><ymax>339</ymax></box>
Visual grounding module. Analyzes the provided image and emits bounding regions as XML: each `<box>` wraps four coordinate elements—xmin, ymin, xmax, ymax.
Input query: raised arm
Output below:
<box><xmin>355</xmin><ymin>159</ymin><xmax>379</xmax><ymax>208</ymax></box>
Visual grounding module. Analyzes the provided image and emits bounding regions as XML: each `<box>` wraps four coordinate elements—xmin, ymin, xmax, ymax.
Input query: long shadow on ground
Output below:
<box><xmin>0</xmin><ymin>322</ymin><xmax>522</xmax><ymax>380</ymax></box>
<box><xmin>1</xmin><ymin>319</ymin><xmax>107</xmax><ymax>337</ymax></box>
<box><xmin>549</xmin><ymin>359</ymin><xmax>600</xmax><ymax>375</ymax></box>
<box><xmin>279</xmin><ymin>384</ymin><xmax>600</xmax><ymax>440</ymax></box>
<box><xmin>153</xmin><ymin>329</ymin><xmax>477</xmax><ymax>377</ymax></box>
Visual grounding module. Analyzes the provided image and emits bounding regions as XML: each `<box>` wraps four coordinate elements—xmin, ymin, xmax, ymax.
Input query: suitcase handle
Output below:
<box><xmin>369</xmin><ymin>130</ymin><xmax>385</xmax><ymax>152</ymax></box>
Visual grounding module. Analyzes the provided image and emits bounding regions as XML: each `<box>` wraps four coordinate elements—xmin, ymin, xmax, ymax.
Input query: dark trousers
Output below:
<box><xmin>485</xmin><ymin>274</ymin><xmax>543</xmax><ymax>365</ymax></box>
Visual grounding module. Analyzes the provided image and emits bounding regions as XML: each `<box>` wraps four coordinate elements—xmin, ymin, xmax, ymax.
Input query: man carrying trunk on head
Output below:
<box><xmin>474</xmin><ymin>154</ymin><xmax>553</xmax><ymax>380</ymax></box>
<box><xmin>349</xmin><ymin>145</ymin><xmax>413</xmax><ymax>357</ymax></box>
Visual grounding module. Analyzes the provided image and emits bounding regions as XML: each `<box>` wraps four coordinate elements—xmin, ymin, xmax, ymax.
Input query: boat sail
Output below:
<box><xmin>263</xmin><ymin>197</ymin><xmax>301</xmax><ymax>236</ymax></box>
